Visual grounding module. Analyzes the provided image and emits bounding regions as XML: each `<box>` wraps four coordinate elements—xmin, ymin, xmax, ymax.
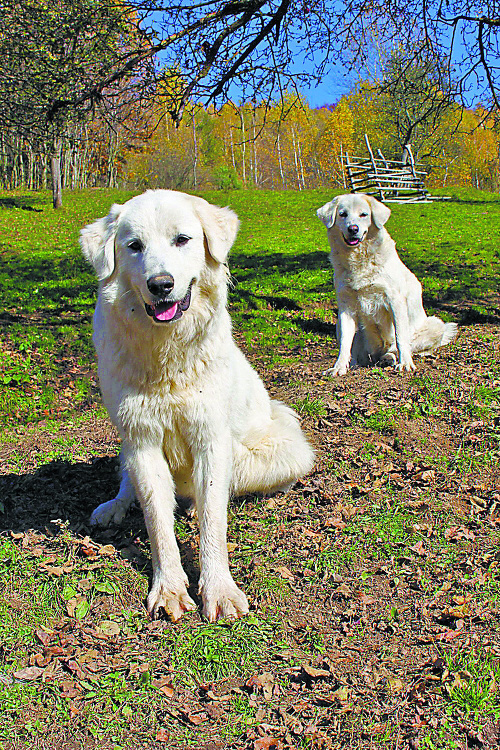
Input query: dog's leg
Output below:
<box><xmin>389</xmin><ymin>297</ymin><xmax>416</xmax><ymax>372</ymax></box>
<box><xmin>90</xmin><ymin>467</ymin><xmax>135</xmax><ymax>526</ymax></box>
<box><xmin>324</xmin><ymin>309</ymin><xmax>356</xmax><ymax>376</ymax></box>
<box><xmin>192</xmin><ymin>433</ymin><xmax>249</xmax><ymax>622</ymax></box>
<box><xmin>125</xmin><ymin>443</ymin><xmax>196</xmax><ymax>621</ymax></box>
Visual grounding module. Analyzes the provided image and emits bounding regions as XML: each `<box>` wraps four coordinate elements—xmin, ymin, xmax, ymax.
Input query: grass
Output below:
<box><xmin>162</xmin><ymin>615</ymin><xmax>283</xmax><ymax>687</ymax></box>
<box><xmin>0</xmin><ymin>185</ymin><xmax>498</xmax><ymax>427</ymax></box>
<box><xmin>293</xmin><ymin>394</ymin><xmax>328</xmax><ymax>416</ymax></box>
<box><xmin>0</xmin><ymin>185</ymin><xmax>499</xmax><ymax>749</ymax></box>
<box><xmin>444</xmin><ymin>648</ymin><xmax>500</xmax><ymax>718</ymax></box>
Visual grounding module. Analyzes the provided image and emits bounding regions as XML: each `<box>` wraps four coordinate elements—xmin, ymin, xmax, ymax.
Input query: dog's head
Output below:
<box><xmin>80</xmin><ymin>190</ymin><xmax>239</xmax><ymax>325</ymax></box>
<box><xmin>316</xmin><ymin>194</ymin><xmax>391</xmax><ymax>248</ymax></box>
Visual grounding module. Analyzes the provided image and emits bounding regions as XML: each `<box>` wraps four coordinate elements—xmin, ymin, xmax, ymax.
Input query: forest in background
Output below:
<box><xmin>4</xmin><ymin>0</ymin><xmax>500</xmax><ymax>207</ymax></box>
<box><xmin>2</xmin><ymin>84</ymin><xmax>498</xmax><ymax>195</ymax></box>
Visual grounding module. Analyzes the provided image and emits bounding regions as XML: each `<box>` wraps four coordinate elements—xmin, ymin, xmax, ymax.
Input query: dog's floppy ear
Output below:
<box><xmin>190</xmin><ymin>196</ymin><xmax>240</xmax><ymax>263</ymax></box>
<box><xmin>363</xmin><ymin>195</ymin><xmax>391</xmax><ymax>228</ymax></box>
<box><xmin>80</xmin><ymin>203</ymin><xmax>122</xmax><ymax>281</ymax></box>
<box><xmin>316</xmin><ymin>197</ymin><xmax>339</xmax><ymax>229</ymax></box>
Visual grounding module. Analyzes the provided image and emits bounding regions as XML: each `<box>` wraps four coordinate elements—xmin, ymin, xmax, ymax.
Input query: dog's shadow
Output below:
<box><xmin>0</xmin><ymin>456</ymin><xmax>202</xmax><ymax>606</ymax></box>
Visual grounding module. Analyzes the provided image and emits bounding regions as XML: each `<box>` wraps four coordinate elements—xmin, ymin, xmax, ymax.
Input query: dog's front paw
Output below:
<box><xmin>199</xmin><ymin>576</ymin><xmax>249</xmax><ymax>623</ymax></box>
<box><xmin>395</xmin><ymin>357</ymin><xmax>416</xmax><ymax>372</ymax></box>
<box><xmin>90</xmin><ymin>498</ymin><xmax>130</xmax><ymax>527</ymax></box>
<box><xmin>147</xmin><ymin>574</ymin><xmax>196</xmax><ymax>621</ymax></box>
<box><xmin>323</xmin><ymin>362</ymin><xmax>349</xmax><ymax>377</ymax></box>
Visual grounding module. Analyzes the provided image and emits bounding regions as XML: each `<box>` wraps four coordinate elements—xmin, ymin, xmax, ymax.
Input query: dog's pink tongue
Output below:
<box><xmin>155</xmin><ymin>303</ymin><xmax>178</xmax><ymax>321</ymax></box>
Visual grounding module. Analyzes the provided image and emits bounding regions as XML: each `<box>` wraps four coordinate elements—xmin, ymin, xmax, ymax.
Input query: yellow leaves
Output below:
<box><xmin>129</xmin><ymin>80</ymin><xmax>499</xmax><ymax>189</ymax></box>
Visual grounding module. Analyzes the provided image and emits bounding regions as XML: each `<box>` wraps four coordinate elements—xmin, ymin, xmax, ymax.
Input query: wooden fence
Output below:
<box><xmin>342</xmin><ymin>135</ymin><xmax>437</xmax><ymax>203</ymax></box>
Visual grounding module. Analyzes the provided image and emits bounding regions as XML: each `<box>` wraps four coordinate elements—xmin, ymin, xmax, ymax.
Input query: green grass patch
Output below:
<box><xmin>0</xmin><ymin>185</ymin><xmax>499</xmax><ymax>425</ymax></box>
<box><xmin>444</xmin><ymin>648</ymin><xmax>500</xmax><ymax>718</ymax></box>
<box><xmin>162</xmin><ymin>614</ymin><xmax>283</xmax><ymax>687</ymax></box>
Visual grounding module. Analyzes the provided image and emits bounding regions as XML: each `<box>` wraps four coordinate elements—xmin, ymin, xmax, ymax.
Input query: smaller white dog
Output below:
<box><xmin>316</xmin><ymin>194</ymin><xmax>457</xmax><ymax>375</ymax></box>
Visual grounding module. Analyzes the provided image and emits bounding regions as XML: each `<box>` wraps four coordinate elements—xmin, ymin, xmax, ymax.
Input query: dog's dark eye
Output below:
<box><xmin>175</xmin><ymin>234</ymin><xmax>191</xmax><ymax>247</ymax></box>
<box><xmin>359</xmin><ymin>212</ymin><xmax>368</xmax><ymax>218</ymax></box>
<box><xmin>339</xmin><ymin>211</ymin><xmax>347</xmax><ymax>218</ymax></box>
<box><xmin>128</xmin><ymin>240</ymin><xmax>143</xmax><ymax>253</ymax></box>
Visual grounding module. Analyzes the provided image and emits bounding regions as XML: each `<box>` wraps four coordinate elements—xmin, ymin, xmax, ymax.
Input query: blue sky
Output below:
<box><xmin>299</xmin><ymin>68</ymin><xmax>355</xmax><ymax>108</ymax></box>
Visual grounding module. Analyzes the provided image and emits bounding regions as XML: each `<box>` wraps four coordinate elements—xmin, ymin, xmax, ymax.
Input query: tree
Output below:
<box><xmin>3</xmin><ymin>0</ymin><xmax>500</xmax><ymax>207</ymax></box>
<box><xmin>372</xmin><ymin>49</ymin><xmax>457</xmax><ymax>159</ymax></box>
<box><xmin>0</xmin><ymin>0</ymin><xmax>152</xmax><ymax>206</ymax></box>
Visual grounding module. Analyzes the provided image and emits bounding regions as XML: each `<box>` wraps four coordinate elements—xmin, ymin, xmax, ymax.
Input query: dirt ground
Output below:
<box><xmin>1</xmin><ymin>323</ymin><xmax>499</xmax><ymax>749</ymax></box>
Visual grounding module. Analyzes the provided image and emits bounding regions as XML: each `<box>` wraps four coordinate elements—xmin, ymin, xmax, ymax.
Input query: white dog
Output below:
<box><xmin>80</xmin><ymin>190</ymin><xmax>314</xmax><ymax>622</ymax></box>
<box><xmin>316</xmin><ymin>194</ymin><xmax>457</xmax><ymax>375</ymax></box>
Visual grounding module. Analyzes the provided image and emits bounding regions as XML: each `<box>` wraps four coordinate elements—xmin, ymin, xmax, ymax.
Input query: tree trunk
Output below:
<box><xmin>276</xmin><ymin>131</ymin><xmax>285</xmax><ymax>188</ymax></box>
<box><xmin>239</xmin><ymin>110</ymin><xmax>247</xmax><ymax>186</ymax></box>
<box><xmin>192</xmin><ymin>116</ymin><xmax>198</xmax><ymax>189</ymax></box>
<box><xmin>51</xmin><ymin>138</ymin><xmax>63</xmax><ymax>209</ymax></box>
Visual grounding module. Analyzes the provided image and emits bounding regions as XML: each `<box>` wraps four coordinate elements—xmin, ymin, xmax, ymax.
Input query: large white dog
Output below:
<box><xmin>317</xmin><ymin>193</ymin><xmax>457</xmax><ymax>375</ymax></box>
<box><xmin>80</xmin><ymin>190</ymin><xmax>314</xmax><ymax>622</ymax></box>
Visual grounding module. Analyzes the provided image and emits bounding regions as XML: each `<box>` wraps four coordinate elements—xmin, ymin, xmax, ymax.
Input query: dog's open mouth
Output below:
<box><xmin>343</xmin><ymin>235</ymin><xmax>365</xmax><ymax>247</ymax></box>
<box><xmin>145</xmin><ymin>280</ymin><xmax>194</xmax><ymax>323</ymax></box>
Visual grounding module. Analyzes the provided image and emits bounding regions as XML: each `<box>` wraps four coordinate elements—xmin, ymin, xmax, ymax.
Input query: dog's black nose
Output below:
<box><xmin>147</xmin><ymin>274</ymin><xmax>175</xmax><ymax>296</ymax></box>
<box><xmin>347</xmin><ymin>224</ymin><xmax>359</xmax><ymax>235</ymax></box>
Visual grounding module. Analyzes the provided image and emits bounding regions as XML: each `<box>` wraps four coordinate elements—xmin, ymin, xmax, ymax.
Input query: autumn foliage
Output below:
<box><xmin>1</xmin><ymin>88</ymin><xmax>499</xmax><ymax>193</ymax></box>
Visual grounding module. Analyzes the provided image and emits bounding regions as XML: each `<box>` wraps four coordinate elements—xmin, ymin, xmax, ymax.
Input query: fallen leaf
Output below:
<box><xmin>276</xmin><ymin>565</ymin><xmax>294</xmax><ymax>581</ymax></box>
<box><xmin>156</xmin><ymin>728</ymin><xmax>170</xmax><ymax>742</ymax></box>
<box><xmin>69</xmin><ymin>702</ymin><xmax>81</xmax><ymax>718</ymax></box>
<box><xmin>98</xmin><ymin>544</ymin><xmax>116</xmax><ymax>557</ymax></box>
<box><xmin>247</xmin><ymin>672</ymin><xmax>275</xmax><ymax>700</ymax></box>
<box><xmin>152</xmin><ymin>676</ymin><xmax>175</xmax><ymax>697</ymax></box>
<box><xmin>387</xmin><ymin>676</ymin><xmax>405</xmax><ymax>694</ymax></box>
<box><xmin>65</xmin><ymin>659</ymin><xmax>86</xmax><ymax>679</ymax></box>
<box><xmin>182</xmin><ymin>711</ymin><xmax>208</xmax><ymax>725</ymax></box>
<box><xmin>417</xmin><ymin>469</ymin><xmax>435</xmax><ymax>482</ymax></box>
<box><xmin>35</xmin><ymin>628</ymin><xmax>52</xmax><ymax>646</ymax></box>
<box><xmin>330</xmin><ymin>685</ymin><xmax>350</xmax><ymax>702</ymax></box>
<box><xmin>301</xmin><ymin>664</ymin><xmax>330</xmax><ymax>679</ymax></box>
<box><xmin>334</xmin><ymin>583</ymin><xmax>351</xmax><ymax>597</ymax></box>
<box><xmin>59</xmin><ymin>680</ymin><xmax>80</xmax><ymax>698</ymax></box>
<box><xmin>66</xmin><ymin>595</ymin><xmax>89</xmax><ymax>620</ymax></box>
<box><xmin>444</xmin><ymin>526</ymin><xmax>476</xmax><ymax>541</ymax></box>
<box><xmin>202</xmin><ymin>689</ymin><xmax>232</xmax><ymax>702</ymax></box>
<box><xmin>329</xmin><ymin>517</ymin><xmax>347</xmax><ymax>530</ymax></box>
<box><xmin>356</xmin><ymin>591</ymin><xmax>376</xmax><ymax>605</ymax></box>
<box><xmin>13</xmin><ymin>666</ymin><xmax>44</xmax><ymax>681</ymax></box>
<box><xmin>410</xmin><ymin>540</ymin><xmax>426</xmax><ymax>556</ymax></box>
<box><xmin>254</xmin><ymin>737</ymin><xmax>280</xmax><ymax>750</ymax></box>
<box><xmin>97</xmin><ymin>620</ymin><xmax>121</xmax><ymax>636</ymax></box>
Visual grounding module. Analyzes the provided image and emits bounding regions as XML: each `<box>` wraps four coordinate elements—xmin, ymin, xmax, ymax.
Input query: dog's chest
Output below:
<box><xmin>344</xmin><ymin>255</ymin><xmax>382</xmax><ymax>289</ymax></box>
<box><xmin>356</xmin><ymin>288</ymin><xmax>389</xmax><ymax>320</ymax></box>
<box><xmin>336</xmin><ymin>260</ymin><xmax>390</xmax><ymax>320</ymax></box>
<box><xmin>118</xmin><ymin>385</ymin><xmax>195</xmax><ymax>469</ymax></box>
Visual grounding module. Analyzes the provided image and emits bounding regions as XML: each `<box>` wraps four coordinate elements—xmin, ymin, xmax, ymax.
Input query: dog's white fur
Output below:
<box><xmin>81</xmin><ymin>189</ymin><xmax>314</xmax><ymax>622</ymax></box>
<box><xmin>316</xmin><ymin>194</ymin><xmax>457</xmax><ymax>375</ymax></box>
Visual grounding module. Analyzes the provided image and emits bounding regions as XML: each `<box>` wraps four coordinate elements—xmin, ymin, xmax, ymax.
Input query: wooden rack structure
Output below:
<box><xmin>342</xmin><ymin>134</ymin><xmax>439</xmax><ymax>203</ymax></box>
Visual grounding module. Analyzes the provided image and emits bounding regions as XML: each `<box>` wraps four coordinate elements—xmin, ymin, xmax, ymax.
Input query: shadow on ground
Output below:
<box><xmin>0</xmin><ymin>456</ymin><xmax>202</xmax><ymax>599</ymax></box>
<box><xmin>0</xmin><ymin>196</ymin><xmax>44</xmax><ymax>212</ymax></box>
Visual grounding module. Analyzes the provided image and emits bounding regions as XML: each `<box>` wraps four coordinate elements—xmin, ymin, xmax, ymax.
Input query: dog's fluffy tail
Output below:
<box><xmin>232</xmin><ymin>400</ymin><xmax>315</xmax><ymax>496</ymax></box>
<box><xmin>412</xmin><ymin>316</ymin><xmax>458</xmax><ymax>353</ymax></box>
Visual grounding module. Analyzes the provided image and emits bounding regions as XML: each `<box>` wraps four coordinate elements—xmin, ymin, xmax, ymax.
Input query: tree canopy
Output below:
<box><xmin>2</xmin><ymin>0</ymin><xmax>500</xmax><ymax>134</ymax></box>
<box><xmin>2</xmin><ymin>0</ymin><xmax>500</xmax><ymax>207</ymax></box>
